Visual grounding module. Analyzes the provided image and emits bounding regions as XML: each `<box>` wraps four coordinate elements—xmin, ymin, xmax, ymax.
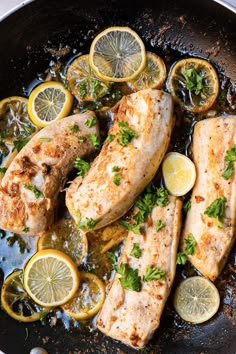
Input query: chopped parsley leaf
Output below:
<box><xmin>183</xmin><ymin>200</ymin><xmax>191</xmax><ymax>213</ymax></box>
<box><xmin>78</xmin><ymin>136</ymin><xmax>85</xmax><ymax>143</ymax></box>
<box><xmin>112</xmin><ymin>166</ymin><xmax>119</xmax><ymax>172</ymax></box>
<box><xmin>211</xmin><ymin>246</ymin><xmax>217</xmax><ymax>251</ymax></box>
<box><xmin>156</xmin><ymin>219</ymin><xmax>165</xmax><ymax>232</ymax></box>
<box><xmin>113</xmin><ymin>173</ymin><xmax>121</xmax><ymax>186</ymax></box>
<box><xmin>74</xmin><ymin>157</ymin><xmax>90</xmax><ymax>177</ymax></box>
<box><xmin>204</xmin><ymin>196</ymin><xmax>227</xmax><ymax>228</ymax></box>
<box><xmin>24</xmin><ymin>185</ymin><xmax>45</xmax><ymax>199</ymax></box>
<box><xmin>143</xmin><ymin>266</ymin><xmax>165</xmax><ymax>282</ymax></box>
<box><xmin>117</xmin><ymin>121</ymin><xmax>137</xmax><ymax>146</ymax></box>
<box><xmin>156</xmin><ymin>188</ymin><xmax>169</xmax><ymax>207</ymax></box>
<box><xmin>107</xmin><ymin>251</ymin><xmax>118</xmax><ymax>266</ymax></box>
<box><xmin>184</xmin><ymin>233</ymin><xmax>196</xmax><ymax>255</ymax></box>
<box><xmin>70</xmin><ymin>124</ymin><xmax>79</xmax><ymax>133</ymax></box>
<box><xmin>0</xmin><ymin>167</ymin><xmax>7</xmax><ymax>174</ymax></box>
<box><xmin>85</xmin><ymin>117</ymin><xmax>97</xmax><ymax>128</ymax></box>
<box><xmin>119</xmin><ymin>220</ymin><xmax>141</xmax><ymax>235</ymax></box>
<box><xmin>181</xmin><ymin>67</ymin><xmax>204</xmax><ymax>95</ymax></box>
<box><xmin>115</xmin><ymin>263</ymin><xmax>141</xmax><ymax>292</ymax></box>
<box><xmin>13</xmin><ymin>137</ymin><xmax>30</xmax><ymax>152</ymax></box>
<box><xmin>222</xmin><ymin>145</ymin><xmax>236</xmax><ymax>180</ymax></box>
<box><xmin>22</xmin><ymin>227</ymin><xmax>29</xmax><ymax>233</ymax></box>
<box><xmin>39</xmin><ymin>137</ymin><xmax>52</xmax><ymax>142</ymax></box>
<box><xmin>87</xmin><ymin>134</ymin><xmax>101</xmax><ymax>148</ymax></box>
<box><xmin>107</xmin><ymin>134</ymin><xmax>115</xmax><ymax>143</ymax></box>
<box><xmin>130</xmin><ymin>243</ymin><xmax>142</xmax><ymax>259</ymax></box>
<box><xmin>77</xmin><ymin>217</ymin><xmax>100</xmax><ymax>230</ymax></box>
<box><xmin>176</xmin><ymin>252</ymin><xmax>188</xmax><ymax>265</ymax></box>
<box><xmin>79</xmin><ymin>82</ymin><xmax>87</xmax><ymax>98</ymax></box>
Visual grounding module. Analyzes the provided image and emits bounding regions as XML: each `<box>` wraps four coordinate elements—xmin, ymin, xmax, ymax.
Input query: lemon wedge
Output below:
<box><xmin>89</xmin><ymin>26</ymin><xmax>146</xmax><ymax>82</ymax></box>
<box><xmin>162</xmin><ymin>152</ymin><xmax>196</xmax><ymax>196</ymax></box>
<box><xmin>28</xmin><ymin>81</ymin><xmax>73</xmax><ymax>127</ymax></box>
<box><xmin>1</xmin><ymin>270</ymin><xmax>45</xmax><ymax>322</ymax></box>
<box><xmin>174</xmin><ymin>276</ymin><xmax>220</xmax><ymax>323</ymax></box>
<box><xmin>129</xmin><ymin>52</ymin><xmax>166</xmax><ymax>91</ymax></box>
<box><xmin>62</xmin><ymin>271</ymin><xmax>105</xmax><ymax>320</ymax></box>
<box><xmin>24</xmin><ymin>249</ymin><xmax>79</xmax><ymax>307</ymax></box>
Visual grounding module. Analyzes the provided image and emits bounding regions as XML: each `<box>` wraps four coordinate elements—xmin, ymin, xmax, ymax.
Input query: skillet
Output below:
<box><xmin>0</xmin><ymin>0</ymin><xmax>235</xmax><ymax>353</ymax></box>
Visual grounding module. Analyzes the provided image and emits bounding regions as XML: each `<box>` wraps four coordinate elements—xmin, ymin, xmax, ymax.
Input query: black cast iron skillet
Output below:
<box><xmin>0</xmin><ymin>0</ymin><xmax>235</xmax><ymax>353</ymax></box>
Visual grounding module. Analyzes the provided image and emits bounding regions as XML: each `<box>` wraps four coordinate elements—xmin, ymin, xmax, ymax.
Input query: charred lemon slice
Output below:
<box><xmin>66</xmin><ymin>54</ymin><xmax>111</xmax><ymax>101</ymax></box>
<box><xmin>28</xmin><ymin>81</ymin><xmax>73</xmax><ymax>127</ymax></box>
<box><xmin>61</xmin><ymin>272</ymin><xmax>105</xmax><ymax>320</ymax></box>
<box><xmin>167</xmin><ymin>58</ymin><xmax>219</xmax><ymax>112</ymax></box>
<box><xmin>37</xmin><ymin>219</ymin><xmax>88</xmax><ymax>266</ymax></box>
<box><xmin>174</xmin><ymin>276</ymin><xmax>220</xmax><ymax>324</ymax></box>
<box><xmin>129</xmin><ymin>52</ymin><xmax>166</xmax><ymax>91</ymax></box>
<box><xmin>89</xmin><ymin>26</ymin><xmax>146</xmax><ymax>82</ymax></box>
<box><xmin>24</xmin><ymin>249</ymin><xmax>80</xmax><ymax>307</ymax></box>
<box><xmin>1</xmin><ymin>270</ymin><xmax>45</xmax><ymax>322</ymax></box>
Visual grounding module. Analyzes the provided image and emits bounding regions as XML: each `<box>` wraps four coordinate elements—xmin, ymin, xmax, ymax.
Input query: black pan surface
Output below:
<box><xmin>0</xmin><ymin>0</ymin><xmax>235</xmax><ymax>353</ymax></box>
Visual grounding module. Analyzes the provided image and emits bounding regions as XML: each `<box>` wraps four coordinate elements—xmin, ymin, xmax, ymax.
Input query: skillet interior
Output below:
<box><xmin>0</xmin><ymin>0</ymin><xmax>235</xmax><ymax>353</ymax></box>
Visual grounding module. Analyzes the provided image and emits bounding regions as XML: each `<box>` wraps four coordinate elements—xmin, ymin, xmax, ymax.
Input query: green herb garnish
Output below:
<box><xmin>74</xmin><ymin>157</ymin><xmax>90</xmax><ymax>177</ymax></box>
<box><xmin>117</xmin><ymin>121</ymin><xmax>137</xmax><ymax>146</ymax></box>
<box><xmin>39</xmin><ymin>137</ymin><xmax>52</xmax><ymax>142</ymax></box>
<box><xmin>70</xmin><ymin>124</ymin><xmax>79</xmax><ymax>133</ymax></box>
<box><xmin>22</xmin><ymin>227</ymin><xmax>29</xmax><ymax>233</ymax></box>
<box><xmin>107</xmin><ymin>134</ymin><xmax>115</xmax><ymax>143</ymax></box>
<box><xmin>183</xmin><ymin>200</ymin><xmax>191</xmax><ymax>213</ymax></box>
<box><xmin>78</xmin><ymin>136</ymin><xmax>85</xmax><ymax>143</ymax></box>
<box><xmin>77</xmin><ymin>217</ymin><xmax>100</xmax><ymax>230</ymax></box>
<box><xmin>13</xmin><ymin>137</ymin><xmax>30</xmax><ymax>152</ymax></box>
<box><xmin>156</xmin><ymin>219</ymin><xmax>165</xmax><ymax>232</ymax></box>
<box><xmin>115</xmin><ymin>263</ymin><xmax>141</xmax><ymax>292</ymax></box>
<box><xmin>156</xmin><ymin>187</ymin><xmax>169</xmax><ymax>207</ymax></box>
<box><xmin>79</xmin><ymin>82</ymin><xmax>87</xmax><ymax>98</ymax></box>
<box><xmin>107</xmin><ymin>251</ymin><xmax>118</xmax><ymax>266</ymax></box>
<box><xmin>181</xmin><ymin>67</ymin><xmax>204</xmax><ymax>95</ymax></box>
<box><xmin>176</xmin><ymin>252</ymin><xmax>188</xmax><ymax>265</ymax></box>
<box><xmin>112</xmin><ymin>166</ymin><xmax>119</xmax><ymax>172</ymax></box>
<box><xmin>87</xmin><ymin>134</ymin><xmax>101</xmax><ymax>148</ymax></box>
<box><xmin>130</xmin><ymin>243</ymin><xmax>142</xmax><ymax>259</ymax></box>
<box><xmin>143</xmin><ymin>266</ymin><xmax>165</xmax><ymax>282</ymax></box>
<box><xmin>85</xmin><ymin>117</ymin><xmax>97</xmax><ymax>128</ymax></box>
<box><xmin>24</xmin><ymin>185</ymin><xmax>45</xmax><ymax>199</ymax></box>
<box><xmin>210</xmin><ymin>246</ymin><xmax>217</xmax><ymax>251</ymax></box>
<box><xmin>204</xmin><ymin>196</ymin><xmax>227</xmax><ymax>228</ymax></box>
<box><xmin>0</xmin><ymin>167</ymin><xmax>7</xmax><ymax>174</ymax></box>
<box><xmin>184</xmin><ymin>233</ymin><xmax>197</xmax><ymax>255</ymax></box>
<box><xmin>119</xmin><ymin>220</ymin><xmax>141</xmax><ymax>235</ymax></box>
<box><xmin>113</xmin><ymin>173</ymin><xmax>121</xmax><ymax>186</ymax></box>
<box><xmin>222</xmin><ymin>145</ymin><xmax>236</xmax><ymax>180</ymax></box>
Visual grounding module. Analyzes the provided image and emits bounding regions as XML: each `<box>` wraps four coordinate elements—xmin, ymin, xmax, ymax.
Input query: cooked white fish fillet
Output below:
<box><xmin>181</xmin><ymin>116</ymin><xmax>236</xmax><ymax>281</ymax></box>
<box><xmin>0</xmin><ymin>112</ymin><xmax>99</xmax><ymax>236</ymax></box>
<box><xmin>97</xmin><ymin>197</ymin><xmax>182</xmax><ymax>349</ymax></box>
<box><xmin>66</xmin><ymin>89</ymin><xmax>174</xmax><ymax>229</ymax></box>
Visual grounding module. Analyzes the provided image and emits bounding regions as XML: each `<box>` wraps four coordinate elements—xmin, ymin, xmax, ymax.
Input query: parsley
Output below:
<box><xmin>6</xmin><ymin>233</ymin><xmax>30</xmax><ymax>254</ymax></box>
<box><xmin>91</xmin><ymin>80</ymin><xmax>102</xmax><ymax>98</ymax></box>
<box><xmin>87</xmin><ymin>134</ymin><xmax>101</xmax><ymax>148</ymax></box>
<box><xmin>22</xmin><ymin>227</ymin><xmax>29</xmax><ymax>233</ymax></box>
<box><xmin>183</xmin><ymin>200</ymin><xmax>191</xmax><ymax>213</ymax></box>
<box><xmin>24</xmin><ymin>185</ymin><xmax>45</xmax><ymax>199</ymax></box>
<box><xmin>204</xmin><ymin>196</ymin><xmax>227</xmax><ymax>228</ymax></box>
<box><xmin>143</xmin><ymin>266</ymin><xmax>165</xmax><ymax>282</ymax></box>
<box><xmin>184</xmin><ymin>233</ymin><xmax>197</xmax><ymax>255</ymax></box>
<box><xmin>111</xmin><ymin>90</ymin><xmax>123</xmax><ymax>102</ymax></box>
<box><xmin>85</xmin><ymin>117</ymin><xmax>97</xmax><ymax>128</ymax></box>
<box><xmin>133</xmin><ymin>184</ymin><xmax>158</xmax><ymax>224</ymax></box>
<box><xmin>117</xmin><ymin>121</ymin><xmax>137</xmax><ymax>146</ymax></box>
<box><xmin>115</xmin><ymin>263</ymin><xmax>141</xmax><ymax>292</ymax></box>
<box><xmin>78</xmin><ymin>136</ymin><xmax>85</xmax><ymax>143</ymax></box>
<box><xmin>181</xmin><ymin>67</ymin><xmax>204</xmax><ymax>95</ymax></box>
<box><xmin>222</xmin><ymin>145</ymin><xmax>236</xmax><ymax>180</ymax></box>
<box><xmin>156</xmin><ymin>188</ymin><xmax>169</xmax><ymax>207</ymax></box>
<box><xmin>39</xmin><ymin>137</ymin><xmax>52</xmax><ymax>142</ymax></box>
<box><xmin>79</xmin><ymin>82</ymin><xmax>87</xmax><ymax>98</ymax></box>
<box><xmin>0</xmin><ymin>167</ymin><xmax>7</xmax><ymax>174</ymax></box>
<box><xmin>107</xmin><ymin>134</ymin><xmax>115</xmax><ymax>143</ymax></box>
<box><xmin>39</xmin><ymin>311</ymin><xmax>49</xmax><ymax>325</ymax></box>
<box><xmin>176</xmin><ymin>252</ymin><xmax>188</xmax><ymax>265</ymax></box>
<box><xmin>211</xmin><ymin>246</ymin><xmax>217</xmax><ymax>251</ymax></box>
<box><xmin>70</xmin><ymin>124</ymin><xmax>79</xmax><ymax>133</ymax></box>
<box><xmin>13</xmin><ymin>137</ymin><xmax>30</xmax><ymax>152</ymax></box>
<box><xmin>130</xmin><ymin>243</ymin><xmax>142</xmax><ymax>259</ymax></box>
<box><xmin>156</xmin><ymin>219</ymin><xmax>165</xmax><ymax>232</ymax></box>
<box><xmin>113</xmin><ymin>173</ymin><xmax>121</xmax><ymax>186</ymax></box>
<box><xmin>107</xmin><ymin>251</ymin><xmax>118</xmax><ymax>266</ymax></box>
<box><xmin>112</xmin><ymin>166</ymin><xmax>119</xmax><ymax>172</ymax></box>
<box><xmin>77</xmin><ymin>217</ymin><xmax>100</xmax><ymax>230</ymax></box>
<box><xmin>74</xmin><ymin>157</ymin><xmax>90</xmax><ymax>177</ymax></box>
<box><xmin>119</xmin><ymin>220</ymin><xmax>141</xmax><ymax>235</ymax></box>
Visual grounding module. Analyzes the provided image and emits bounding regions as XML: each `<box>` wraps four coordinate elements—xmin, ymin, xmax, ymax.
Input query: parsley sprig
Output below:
<box><xmin>24</xmin><ymin>185</ymin><xmax>45</xmax><ymax>199</ymax></box>
<box><xmin>117</xmin><ymin>121</ymin><xmax>137</xmax><ymax>146</ymax></box>
<box><xmin>204</xmin><ymin>196</ymin><xmax>227</xmax><ymax>228</ymax></box>
<box><xmin>176</xmin><ymin>252</ymin><xmax>188</xmax><ymax>265</ymax></box>
<box><xmin>184</xmin><ymin>233</ymin><xmax>197</xmax><ymax>255</ymax></box>
<box><xmin>143</xmin><ymin>266</ymin><xmax>165</xmax><ymax>282</ymax></box>
<box><xmin>222</xmin><ymin>145</ymin><xmax>236</xmax><ymax>180</ymax></box>
<box><xmin>74</xmin><ymin>157</ymin><xmax>90</xmax><ymax>177</ymax></box>
<box><xmin>130</xmin><ymin>243</ymin><xmax>142</xmax><ymax>259</ymax></box>
<box><xmin>119</xmin><ymin>220</ymin><xmax>142</xmax><ymax>235</ymax></box>
<box><xmin>87</xmin><ymin>134</ymin><xmax>101</xmax><ymax>148</ymax></box>
<box><xmin>13</xmin><ymin>137</ymin><xmax>30</xmax><ymax>152</ymax></box>
<box><xmin>115</xmin><ymin>263</ymin><xmax>141</xmax><ymax>292</ymax></box>
<box><xmin>85</xmin><ymin>117</ymin><xmax>97</xmax><ymax>128</ymax></box>
<box><xmin>181</xmin><ymin>67</ymin><xmax>204</xmax><ymax>95</ymax></box>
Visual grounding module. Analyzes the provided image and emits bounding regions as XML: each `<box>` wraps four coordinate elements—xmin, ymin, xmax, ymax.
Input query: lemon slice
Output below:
<box><xmin>37</xmin><ymin>219</ymin><xmax>88</xmax><ymax>266</ymax></box>
<box><xmin>66</xmin><ymin>54</ymin><xmax>111</xmax><ymax>101</ymax></box>
<box><xmin>174</xmin><ymin>276</ymin><xmax>220</xmax><ymax>324</ymax></box>
<box><xmin>89</xmin><ymin>26</ymin><xmax>146</xmax><ymax>82</ymax></box>
<box><xmin>162</xmin><ymin>152</ymin><xmax>196</xmax><ymax>196</ymax></box>
<box><xmin>24</xmin><ymin>249</ymin><xmax>80</xmax><ymax>307</ymax></box>
<box><xmin>0</xmin><ymin>96</ymin><xmax>36</xmax><ymax>142</ymax></box>
<box><xmin>1</xmin><ymin>270</ymin><xmax>45</xmax><ymax>322</ymax></box>
<box><xmin>61</xmin><ymin>271</ymin><xmax>105</xmax><ymax>320</ymax></box>
<box><xmin>28</xmin><ymin>81</ymin><xmax>73</xmax><ymax>127</ymax></box>
<box><xmin>129</xmin><ymin>52</ymin><xmax>167</xmax><ymax>91</ymax></box>
<box><xmin>167</xmin><ymin>58</ymin><xmax>219</xmax><ymax>112</ymax></box>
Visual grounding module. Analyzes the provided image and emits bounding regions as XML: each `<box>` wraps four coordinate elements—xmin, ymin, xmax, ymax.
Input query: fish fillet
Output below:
<box><xmin>0</xmin><ymin>112</ymin><xmax>99</xmax><ymax>236</ymax></box>
<box><xmin>66</xmin><ymin>89</ymin><xmax>174</xmax><ymax>230</ymax></box>
<box><xmin>181</xmin><ymin>116</ymin><xmax>236</xmax><ymax>281</ymax></box>
<box><xmin>97</xmin><ymin>196</ymin><xmax>182</xmax><ymax>349</ymax></box>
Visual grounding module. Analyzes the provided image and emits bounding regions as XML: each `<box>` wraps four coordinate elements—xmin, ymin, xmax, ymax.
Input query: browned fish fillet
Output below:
<box><xmin>97</xmin><ymin>196</ymin><xmax>182</xmax><ymax>349</ymax></box>
<box><xmin>181</xmin><ymin>116</ymin><xmax>236</xmax><ymax>281</ymax></box>
<box><xmin>0</xmin><ymin>112</ymin><xmax>99</xmax><ymax>236</ymax></box>
<box><xmin>66</xmin><ymin>89</ymin><xmax>174</xmax><ymax>230</ymax></box>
